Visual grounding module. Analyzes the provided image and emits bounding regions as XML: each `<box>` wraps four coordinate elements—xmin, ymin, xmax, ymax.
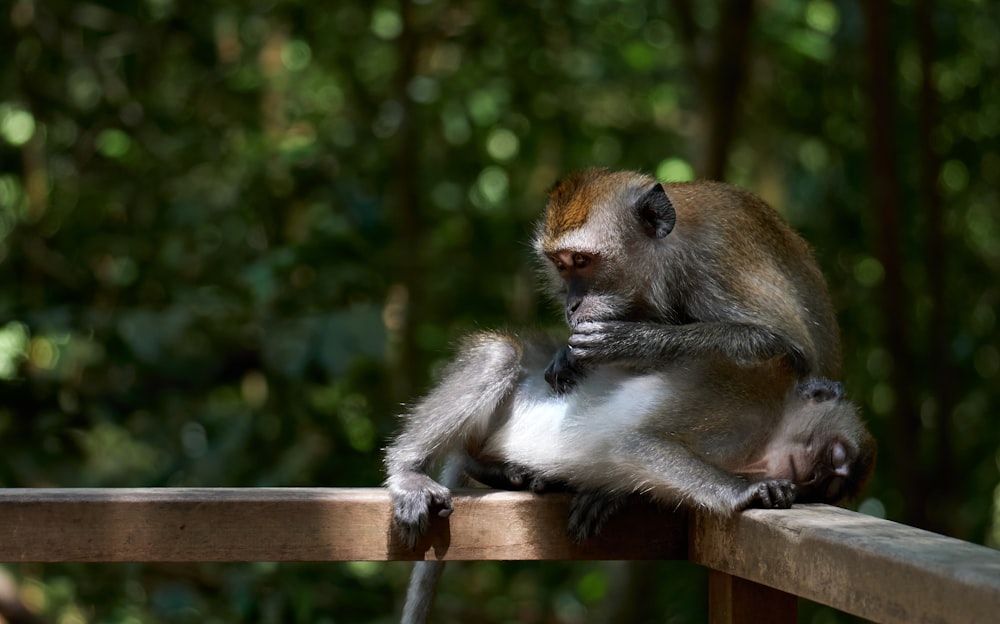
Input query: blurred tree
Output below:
<box><xmin>0</xmin><ymin>0</ymin><xmax>998</xmax><ymax>622</ymax></box>
<box><xmin>861</xmin><ymin>0</ymin><xmax>924</xmax><ymax>528</ymax></box>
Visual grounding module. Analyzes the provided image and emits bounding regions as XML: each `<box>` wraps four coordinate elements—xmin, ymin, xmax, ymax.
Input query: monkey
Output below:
<box><xmin>385</xmin><ymin>331</ymin><xmax>875</xmax><ymax>546</ymax></box>
<box><xmin>388</xmin><ymin>168</ymin><xmax>853</xmax><ymax>621</ymax></box>
<box><xmin>533</xmin><ymin>168</ymin><xmax>841</xmax><ymax>393</ymax></box>
<box><xmin>462</xmin><ymin>372</ymin><xmax>871</xmax><ymax>540</ymax></box>
<box><xmin>386</xmin><ymin>330</ymin><xmax>875</xmax><ymax>623</ymax></box>
<box><xmin>455</xmin><ymin>168</ymin><xmax>848</xmax><ymax>524</ymax></box>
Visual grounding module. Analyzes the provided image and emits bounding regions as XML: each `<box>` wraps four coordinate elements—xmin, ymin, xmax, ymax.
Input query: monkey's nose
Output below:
<box><xmin>565</xmin><ymin>297</ymin><xmax>583</xmax><ymax>324</ymax></box>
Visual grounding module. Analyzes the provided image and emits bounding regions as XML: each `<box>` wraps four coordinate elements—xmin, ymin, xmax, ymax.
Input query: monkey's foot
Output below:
<box><xmin>567</xmin><ymin>490</ymin><xmax>626</xmax><ymax>542</ymax></box>
<box><xmin>386</xmin><ymin>471</ymin><xmax>453</xmax><ymax>549</ymax></box>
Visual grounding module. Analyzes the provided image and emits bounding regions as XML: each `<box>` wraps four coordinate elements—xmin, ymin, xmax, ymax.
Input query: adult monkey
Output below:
<box><xmin>537</xmin><ymin>167</ymin><xmax>841</xmax><ymax>393</ymax></box>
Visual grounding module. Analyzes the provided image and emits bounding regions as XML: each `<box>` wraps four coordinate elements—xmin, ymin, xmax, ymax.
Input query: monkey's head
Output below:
<box><xmin>533</xmin><ymin>168</ymin><xmax>676</xmax><ymax>326</ymax></box>
<box><xmin>753</xmin><ymin>379</ymin><xmax>877</xmax><ymax>505</ymax></box>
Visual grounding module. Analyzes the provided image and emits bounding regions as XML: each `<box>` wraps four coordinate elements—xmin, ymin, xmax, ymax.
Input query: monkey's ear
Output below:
<box><xmin>635</xmin><ymin>183</ymin><xmax>676</xmax><ymax>239</ymax></box>
<box><xmin>796</xmin><ymin>379</ymin><xmax>845</xmax><ymax>403</ymax></box>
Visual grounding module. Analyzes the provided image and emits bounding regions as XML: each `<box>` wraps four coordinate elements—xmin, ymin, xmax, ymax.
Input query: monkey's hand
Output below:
<box><xmin>544</xmin><ymin>344</ymin><xmax>585</xmax><ymax>394</ymax></box>
<box><xmin>567</xmin><ymin>490</ymin><xmax>627</xmax><ymax>543</ymax></box>
<box><xmin>566</xmin><ymin>321</ymin><xmax>641</xmax><ymax>364</ymax></box>
<box><xmin>741</xmin><ymin>479</ymin><xmax>797</xmax><ymax>510</ymax></box>
<box><xmin>386</xmin><ymin>471</ymin><xmax>453</xmax><ymax>549</ymax></box>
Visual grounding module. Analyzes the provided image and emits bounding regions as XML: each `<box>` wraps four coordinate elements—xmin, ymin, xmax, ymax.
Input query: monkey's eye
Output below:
<box><xmin>572</xmin><ymin>253</ymin><xmax>589</xmax><ymax>268</ymax></box>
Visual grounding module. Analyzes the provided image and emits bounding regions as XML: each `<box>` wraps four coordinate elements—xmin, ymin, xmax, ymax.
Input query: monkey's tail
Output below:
<box><xmin>399</xmin><ymin>456</ymin><xmax>465</xmax><ymax>624</ymax></box>
<box><xmin>401</xmin><ymin>560</ymin><xmax>445</xmax><ymax>624</ymax></box>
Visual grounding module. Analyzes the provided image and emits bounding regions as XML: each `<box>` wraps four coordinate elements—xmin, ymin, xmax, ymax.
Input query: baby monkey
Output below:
<box><xmin>385</xmin><ymin>331</ymin><xmax>876</xmax><ymax>548</ymax></box>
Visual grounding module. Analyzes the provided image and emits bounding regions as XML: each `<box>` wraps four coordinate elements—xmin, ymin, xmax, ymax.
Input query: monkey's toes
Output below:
<box><xmin>394</xmin><ymin>522</ymin><xmax>425</xmax><ymax>550</ymax></box>
<box><xmin>390</xmin><ymin>486</ymin><xmax>453</xmax><ymax>548</ymax></box>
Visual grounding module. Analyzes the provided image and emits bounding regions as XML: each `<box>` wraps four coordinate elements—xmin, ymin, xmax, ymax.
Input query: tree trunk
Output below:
<box><xmin>861</xmin><ymin>0</ymin><xmax>926</xmax><ymax>528</ymax></box>
<box><xmin>387</xmin><ymin>2</ymin><xmax>424</xmax><ymax>403</ymax></box>
<box><xmin>673</xmin><ymin>0</ymin><xmax>756</xmax><ymax>181</ymax></box>
<box><xmin>916</xmin><ymin>0</ymin><xmax>954</xmax><ymax>536</ymax></box>
<box><xmin>703</xmin><ymin>0</ymin><xmax>755</xmax><ymax>180</ymax></box>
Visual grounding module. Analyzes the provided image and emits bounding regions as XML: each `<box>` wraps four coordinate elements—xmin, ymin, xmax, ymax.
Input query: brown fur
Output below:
<box><xmin>536</xmin><ymin>168</ymin><xmax>841</xmax><ymax>379</ymax></box>
<box><xmin>541</xmin><ymin>168</ymin><xmax>649</xmax><ymax>243</ymax></box>
<box><xmin>542</xmin><ymin>169</ymin><xmax>602</xmax><ymax>240</ymax></box>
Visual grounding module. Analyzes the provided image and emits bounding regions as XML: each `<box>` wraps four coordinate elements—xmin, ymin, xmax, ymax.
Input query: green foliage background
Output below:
<box><xmin>1</xmin><ymin>0</ymin><xmax>998</xmax><ymax>622</ymax></box>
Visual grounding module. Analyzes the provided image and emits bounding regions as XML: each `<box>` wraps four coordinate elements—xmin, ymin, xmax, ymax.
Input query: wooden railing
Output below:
<box><xmin>1</xmin><ymin>488</ymin><xmax>998</xmax><ymax>623</ymax></box>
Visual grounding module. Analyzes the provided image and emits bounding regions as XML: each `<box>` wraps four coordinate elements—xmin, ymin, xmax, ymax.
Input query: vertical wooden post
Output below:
<box><xmin>707</xmin><ymin>570</ymin><xmax>796</xmax><ymax>624</ymax></box>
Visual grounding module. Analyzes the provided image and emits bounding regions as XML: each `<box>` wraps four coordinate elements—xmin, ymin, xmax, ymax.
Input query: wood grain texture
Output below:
<box><xmin>0</xmin><ymin>488</ymin><xmax>686</xmax><ymax>562</ymax></box>
<box><xmin>691</xmin><ymin>504</ymin><xmax>1000</xmax><ymax>624</ymax></box>
<box><xmin>3</xmin><ymin>487</ymin><xmax>999</xmax><ymax>624</ymax></box>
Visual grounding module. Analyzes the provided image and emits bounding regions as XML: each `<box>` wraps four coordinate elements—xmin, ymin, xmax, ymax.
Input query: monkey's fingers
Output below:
<box><xmin>566</xmin><ymin>322</ymin><xmax>610</xmax><ymax>358</ymax></box>
<box><xmin>464</xmin><ymin>458</ymin><xmax>529</xmax><ymax>490</ymax></box>
<box><xmin>753</xmin><ymin>479</ymin><xmax>797</xmax><ymax>509</ymax></box>
<box><xmin>429</xmin><ymin>487</ymin><xmax>454</xmax><ymax>517</ymax></box>
<box><xmin>526</xmin><ymin>475</ymin><xmax>555</xmax><ymax>493</ymax></box>
<box><xmin>567</xmin><ymin>321</ymin><xmax>637</xmax><ymax>363</ymax></box>
<box><xmin>504</xmin><ymin>463</ymin><xmax>541</xmax><ymax>491</ymax></box>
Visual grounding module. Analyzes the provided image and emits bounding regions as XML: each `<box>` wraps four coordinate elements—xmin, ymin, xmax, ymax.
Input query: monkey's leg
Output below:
<box><xmin>384</xmin><ymin>332</ymin><xmax>523</xmax><ymax>548</ymax></box>
<box><xmin>398</xmin><ymin>459</ymin><xmax>466</xmax><ymax>624</ymax></box>
<box><xmin>568</xmin><ymin>321</ymin><xmax>810</xmax><ymax>376</ymax></box>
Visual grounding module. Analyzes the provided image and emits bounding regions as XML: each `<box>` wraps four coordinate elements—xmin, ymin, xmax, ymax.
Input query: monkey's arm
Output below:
<box><xmin>566</xmin><ymin>478</ymin><xmax>795</xmax><ymax>542</ymax></box>
<box><xmin>582</xmin><ymin>432</ymin><xmax>796</xmax><ymax>537</ymax></box>
<box><xmin>566</xmin><ymin>320</ymin><xmax>809</xmax><ymax>375</ymax></box>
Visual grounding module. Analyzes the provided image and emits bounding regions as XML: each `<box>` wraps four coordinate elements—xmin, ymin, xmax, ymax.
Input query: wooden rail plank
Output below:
<box><xmin>0</xmin><ymin>488</ymin><xmax>686</xmax><ymax>562</ymax></box>
<box><xmin>691</xmin><ymin>504</ymin><xmax>1000</xmax><ymax>624</ymax></box>
<box><xmin>3</xmin><ymin>488</ymin><xmax>1000</xmax><ymax>624</ymax></box>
